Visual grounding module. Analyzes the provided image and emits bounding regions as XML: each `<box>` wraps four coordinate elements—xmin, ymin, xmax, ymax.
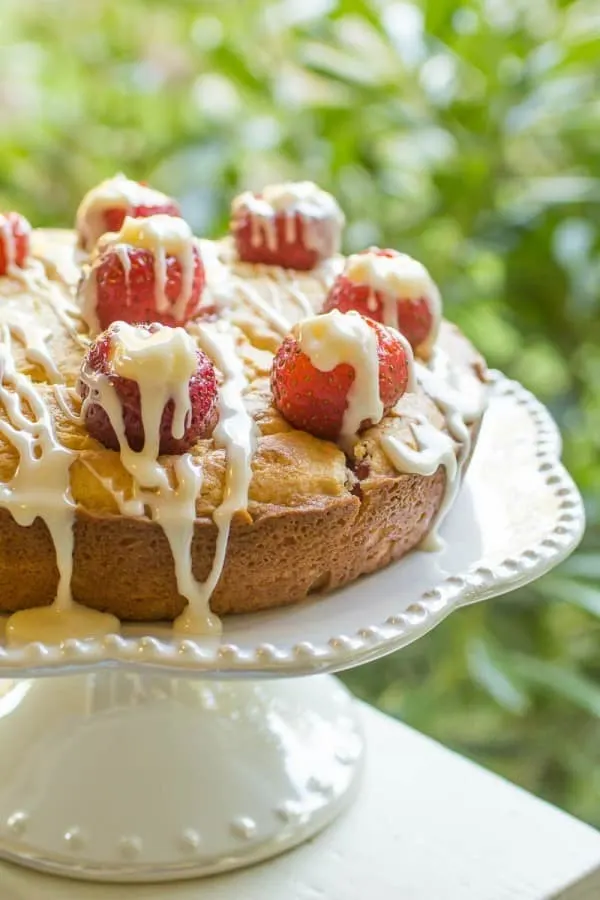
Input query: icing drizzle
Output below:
<box><xmin>78</xmin><ymin>321</ymin><xmax>256</xmax><ymax>634</ymax></box>
<box><xmin>0</xmin><ymin>325</ymin><xmax>117</xmax><ymax>641</ymax></box>
<box><xmin>296</xmin><ymin>309</ymin><xmax>384</xmax><ymax>438</ymax></box>
<box><xmin>80</xmin><ymin>215</ymin><xmax>198</xmax><ymax>336</ymax></box>
<box><xmin>175</xmin><ymin>322</ymin><xmax>258</xmax><ymax>633</ymax></box>
<box><xmin>378</xmin><ymin>351</ymin><xmax>483</xmax><ymax>549</ymax></box>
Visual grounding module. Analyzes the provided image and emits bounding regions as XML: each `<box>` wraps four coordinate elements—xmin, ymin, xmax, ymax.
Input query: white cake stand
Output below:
<box><xmin>0</xmin><ymin>373</ymin><xmax>584</xmax><ymax>883</ymax></box>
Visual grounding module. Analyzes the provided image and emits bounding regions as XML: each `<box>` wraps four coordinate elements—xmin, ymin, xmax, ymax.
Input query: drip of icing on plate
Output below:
<box><xmin>0</xmin><ymin>326</ymin><xmax>118</xmax><ymax>642</ymax></box>
<box><xmin>79</xmin><ymin>320</ymin><xmax>256</xmax><ymax>635</ymax></box>
<box><xmin>75</xmin><ymin>174</ymin><xmax>175</xmax><ymax>250</ymax></box>
<box><xmin>174</xmin><ymin>321</ymin><xmax>258</xmax><ymax>634</ymax></box>
<box><xmin>232</xmin><ymin>182</ymin><xmax>345</xmax><ymax>255</ymax></box>
<box><xmin>345</xmin><ymin>251</ymin><xmax>441</xmax><ymax>352</ymax></box>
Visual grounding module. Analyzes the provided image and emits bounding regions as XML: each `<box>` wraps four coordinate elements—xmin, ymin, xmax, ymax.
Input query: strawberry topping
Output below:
<box><xmin>323</xmin><ymin>248</ymin><xmax>441</xmax><ymax>354</ymax></box>
<box><xmin>0</xmin><ymin>212</ymin><xmax>31</xmax><ymax>275</ymax></box>
<box><xmin>231</xmin><ymin>181</ymin><xmax>344</xmax><ymax>270</ymax></box>
<box><xmin>78</xmin><ymin>323</ymin><xmax>218</xmax><ymax>455</ymax></box>
<box><xmin>79</xmin><ymin>215</ymin><xmax>205</xmax><ymax>334</ymax></box>
<box><xmin>76</xmin><ymin>174</ymin><xmax>180</xmax><ymax>251</ymax></box>
<box><xmin>271</xmin><ymin>310</ymin><xmax>410</xmax><ymax>441</ymax></box>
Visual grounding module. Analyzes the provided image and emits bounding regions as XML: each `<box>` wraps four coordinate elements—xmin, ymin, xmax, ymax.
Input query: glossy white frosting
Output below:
<box><xmin>344</xmin><ymin>250</ymin><xmax>441</xmax><ymax>351</ymax></box>
<box><xmin>232</xmin><ymin>182</ymin><xmax>344</xmax><ymax>255</ymax></box>
<box><xmin>80</xmin><ymin>215</ymin><xmax>199</xmax><ymax>335</ymax></box>
<box><xmin>76</xmin><ymin>174</ymin><xmax>174</xmax><ymax>249</ymax></box>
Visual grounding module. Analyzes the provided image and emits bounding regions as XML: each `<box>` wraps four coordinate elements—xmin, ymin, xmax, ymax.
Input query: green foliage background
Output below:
<box><xmin>1</xmin><ymin>0</ymin><xmax>599</xmax><ymax>824</ymax></box>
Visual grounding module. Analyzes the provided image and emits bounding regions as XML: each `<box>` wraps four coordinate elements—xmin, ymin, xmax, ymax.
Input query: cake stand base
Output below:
<box><xmin>0</xmin><ymin>671</ymin><xmax>363</xmax><ymax>882</ymax></box>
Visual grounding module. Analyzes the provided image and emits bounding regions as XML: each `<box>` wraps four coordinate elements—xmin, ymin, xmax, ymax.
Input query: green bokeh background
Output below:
<box><xmin>1</xmin><ymin>0</ymin><xmax>599</xmax><ymax>824</ymax></box>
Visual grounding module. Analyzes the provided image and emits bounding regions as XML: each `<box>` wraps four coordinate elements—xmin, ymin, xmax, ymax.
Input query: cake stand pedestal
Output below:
<box><xmin>0</xmin><ymin>373</ymin><xmax>584</xmax><ymax>882</ymax></box>
<box><xmin>0</xmin><ymin>672</ymin><xmax>362</xmax><ymax>881</ymax></box>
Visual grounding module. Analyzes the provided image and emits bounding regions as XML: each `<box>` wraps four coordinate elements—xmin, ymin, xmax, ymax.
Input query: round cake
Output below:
<box><xmin>0</xmin><ymin>177</ymin><xmax>487</xmax><ymax>641</ymax></box>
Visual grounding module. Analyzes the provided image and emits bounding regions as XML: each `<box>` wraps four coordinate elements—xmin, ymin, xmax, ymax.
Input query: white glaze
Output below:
<box><xmin>75</xmin><ymin>174</ymin><xmax>174</xmax><ymax>250</ymax></box>
<box><xmin>0</xmin><ymin>298</ymin><xmax>62</xmax><ymax>382</ymax></box>
<box><xmin>115</xmin><ymin>215</ymin><xmax>196</xmax><ymax>319</ymax></box>
<box><xmin>0</xmin><ymin>326</ymin><xmax>117</xmax><ymax>641</ymax></box>
<box><xmin>344</xmin><ymin>251</ymin><xmax>441</xmax><ymax>351</ymax></box>
<box><xmin>232</xmin><ymin>182</ymin><xmax>344</xmax><ymax>256</ymax></box>
<box><xmin>202</xmin><ymin>238</ymin><xmax>343</xmax><ymax>335</ymax></box>
<box><xmin>381</xmin><ymin>415</ymin><xmax>457</xmax><ymax>551</ymax></box>
<box><xmin>295</xmin><ymin>310</ymin><xmax>384</xmax><ymax>437</ymax></box>
<box><xmin>79</xmin><ymin>322</ymin><xmax>220</xmax><ymax>633</ymax></box>
<box><xmin>176</xmin><ymin>321</ymin><xmax>258</xmax><ymax>633</ymax></box>
<box><xmin>0</xmin><ymin>215</ymin><xmax>30</xmax><ymax>269</ymax></box>
<box><xmin>79</xmin><ymin>215</ymin><xmax>199</xmax><ymax>336</ymax></box>
<box><xmin>15</xmin><ymin>261</ymin><xmax>88</xmax><ymax>349</ymax></box>
<box><xmin>79</xmin><ymin>320</ymin><xmax>256</xmax><ymax>635</ymax></box>
<box><xmin>379</xmin><ymin>348</ymin><xmax>486</xmax><ymax>550</ymax></box>
<box><xmin>80</xmin><ymin>322</ymin><xmax>197</xmax><ymax>490</ymax></box>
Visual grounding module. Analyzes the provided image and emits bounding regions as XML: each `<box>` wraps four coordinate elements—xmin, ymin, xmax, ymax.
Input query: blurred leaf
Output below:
<box><xmin>466</xmin><ymin>638</ymin><xmax>531</xmax><ymax>714</ymax></box>
<box><xmin>508</xmin><ymin>655</ymin><xmax>600</xmax><ymax>718</ymax></box>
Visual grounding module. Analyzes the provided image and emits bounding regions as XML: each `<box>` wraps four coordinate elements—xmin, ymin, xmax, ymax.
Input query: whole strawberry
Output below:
<box><xmin>323</xmin><ymin>248</ymin><xmax>440</xmax><ymax>355</ymax></box>
<box><xmin>76</xmin><ymin>174</ymin><xmax>180</xmax><ymax>251</ymax></box>
<box><xmin>231</xmin><ymin>181</ymin><xmax>344</xmax><ymax>270</ymax></box>
<box><xmin>0</xmin><ymin>212</ymin><xmax>31</xmax><ymax>275</ymax></box>
<box><xmin>78</xmin><ymin>322</ymin><xmax>218</xmax><ymax>455</ymax></box>
<box><xmin>79</xmin><ymin>215</ymin><xmax>205</xmax><ymax>334</ymax></box>
<box><xmin>271</xmin><ymin>310</ymin><xmax>410</xmax><ymax>441</ymax></box>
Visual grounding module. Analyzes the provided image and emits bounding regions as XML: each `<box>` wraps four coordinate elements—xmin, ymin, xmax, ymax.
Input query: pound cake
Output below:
<box><xmin>0</xmin><ymin>176</ymin><xmax>487</xmax><ymax>641</ymax></box>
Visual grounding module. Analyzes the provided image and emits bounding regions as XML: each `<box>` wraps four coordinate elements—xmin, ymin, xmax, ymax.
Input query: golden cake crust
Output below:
<box><xmin>0</xmin><ymin>229</ymin><xmax>487</xmax><ymax>621</ymax></box>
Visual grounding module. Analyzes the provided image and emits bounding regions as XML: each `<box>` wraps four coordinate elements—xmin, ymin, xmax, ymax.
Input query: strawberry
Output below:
<box><xmin>323</xmin><ymin>247</ymin><xmax>440</xmax><ymax>353</ymax></box>
<box><xmin>76</xmin><ymin>174</ymin><xmax>181</xmax><ymax>251</ymax></box>
<box><xmin>231</xmin><ymin>182</ymin><xmax>344</xmax><ymax>270</ymax></box>
<box><xmin>0</xmin><ymin>212</ymin><xmax>31</xmax><ymax>275</ymax></box>
<box><xmin>271</xmin><ymin>311</ymin><xmax>410</xmax><ymax>441</ymax></box>
<box><xmin>78</xmin><ymin>323</ymin><xmax>218</xmax><ymax>455</ymax></box>
<box><xmin>79</xmin><ymin>215</ymin><xmax>205</xmax><ymax>333</ymax></box>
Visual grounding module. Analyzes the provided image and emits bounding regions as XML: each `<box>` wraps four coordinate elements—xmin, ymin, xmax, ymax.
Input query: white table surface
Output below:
<box><xmin>1</xmin><ymin>702</ymin><xmax>599</xmax><ymax>900</ymax></box>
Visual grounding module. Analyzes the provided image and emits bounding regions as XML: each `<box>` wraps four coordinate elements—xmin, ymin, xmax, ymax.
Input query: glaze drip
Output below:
<box><xmin>76</xmin><ymin>174</ymin><xmax>175</xmax><ymax>250</ymax></box>
<box><xmin>295</xmin><ymin>310</ymin><xmax>384</xmax><ymax>438</ymax></box>
<box><xmin>175</xmin><ymin>322</ymin><xmax>258</xmax><ymax>633</ymax></box>
<box><xmin>78</xmin><ymin>320</ymin><xmax>256</xmax><ymax>635</ymax></box>
<box><xmin>232</xmin><ymin>182</ymin><xmax>344</xmax><ymax>255</ymax></box>
<box><xmin>345</xmin><ymin>251</ymin><xmax>441</xmax><ymax>352</ymax></box>
<box><xmin>0</xmin><ymin>325</ymin><xmax>117</xmax><ymax>640</ymax></box>
<box><xmin>379</xmin><ymin>349</ymin><xmax>483</xmax><ymax>548</ymax></box>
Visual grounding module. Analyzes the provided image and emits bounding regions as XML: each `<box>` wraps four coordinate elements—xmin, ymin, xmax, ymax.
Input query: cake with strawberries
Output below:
<box><xmin>0</xmin><ymin>175</ymin><xmax>486</xmax><ymax>641</ymax></box>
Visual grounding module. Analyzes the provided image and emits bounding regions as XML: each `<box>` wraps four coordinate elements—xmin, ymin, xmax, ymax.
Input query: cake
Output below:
<box><xmin>0</xmin><ymin>177</ymin><xmax>487</xmax><ymax>642</ymax></box>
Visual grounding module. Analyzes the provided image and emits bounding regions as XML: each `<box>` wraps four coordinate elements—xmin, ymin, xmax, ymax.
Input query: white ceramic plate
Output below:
<box><xmin>0</xmin><ymin>371</ymin><xmax>584</xmax><ymax>678</ymax></box>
